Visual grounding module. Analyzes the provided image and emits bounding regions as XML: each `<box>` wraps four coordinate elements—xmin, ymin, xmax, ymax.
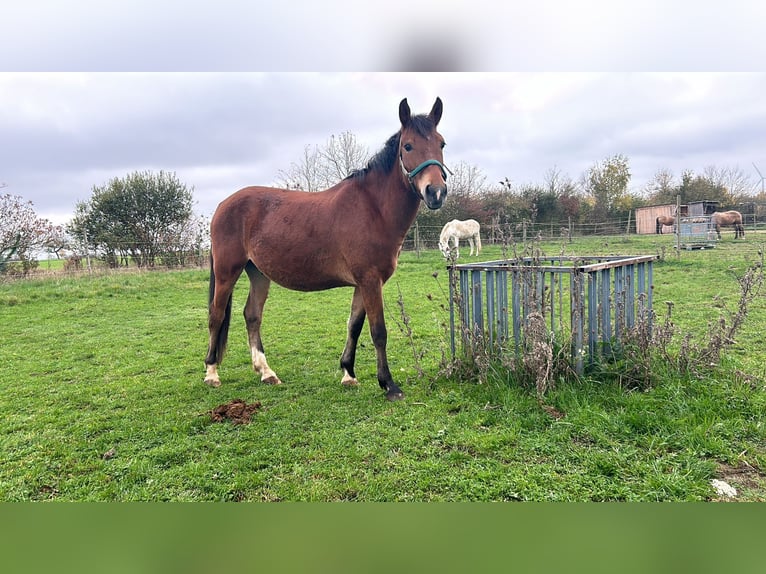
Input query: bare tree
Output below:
<box><xmin>318</xmin><ymin>132</ymin><xmax>370</xmax><ymax>186</ymax></box>
<box><xmin>449</xmin><ymin>160</ymin><xmax>490</xmax><ymax>198</ymax></box>
<box><xmin>276</xmin><ymin>131</ymin><xmax>370</xmax><ymax>191</ymax></box>
<box><xmin>703</xmin><ymin>165</ymin><xmax>753</xmax><ymax>202</ymax></box>
<box><xmin>543</xmin><ymin>165</ymin><xmax>578</xmax><ymax>196</ymax></box>
<box><xmin>277</xmin><ymin>144</ymin><xmax>323</xmax><ymax>191</ymax></box>
<box><xmin>42</xmin><ymin>223</ymin><xmax>70</xmax><ymax>259</ymax></box>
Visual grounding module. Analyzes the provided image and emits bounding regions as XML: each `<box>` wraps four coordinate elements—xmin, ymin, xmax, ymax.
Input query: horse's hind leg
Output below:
<box><xmin>244</xmin><ymin>262</ymin><xmax>281</xmax><ymax>385</ymax></box>
<box><xmin>339</xmin><ymin>287</ymin><xmax>366</xmax><ymax>387</ymax></box>
<box><xmin>468</xmin><ymin>237</ymin><xmax>475</xmax><ymax>256</ymax></box>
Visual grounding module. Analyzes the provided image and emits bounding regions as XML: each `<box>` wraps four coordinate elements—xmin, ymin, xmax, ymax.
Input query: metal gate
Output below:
<box><xmin>678</xmin><ymin>215</ymin><xmax>716</xmax><ymax>250</ymax></box>
<box><xmin>448</xmin><ymin>255</ymin><xmax>658</xmax><ymax>373</ymax></box>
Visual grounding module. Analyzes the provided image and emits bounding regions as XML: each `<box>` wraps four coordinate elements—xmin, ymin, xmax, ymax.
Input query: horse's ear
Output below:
<box><xmin>399</xmin><ymin>98</ymin><xmax>411</xmax><ymax>126</ymax></box>
<box><xmin>429</xmin><ymin>97</ymin><xmax>443</xmax><ymax>126</ymax></box>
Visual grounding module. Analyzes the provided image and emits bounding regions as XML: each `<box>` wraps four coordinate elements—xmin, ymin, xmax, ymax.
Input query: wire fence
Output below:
<box><xmin>406</xmin><ymin>220</ymin><xmax>629</xmax><ymax>251</ymax></box>
<box><xmin>404</xmin><ymin>215</ymin><xmax>766</xmax><ymax>251</ymax></box>
<box><xmin>1</xmin><ymin>245</ymin><xmax>209</xmax><ymax>281</ymax></box>
<box><xmin>4</xmin><ymin>214</ymin><xmax>766</xmax><ymax>282</ymax></box>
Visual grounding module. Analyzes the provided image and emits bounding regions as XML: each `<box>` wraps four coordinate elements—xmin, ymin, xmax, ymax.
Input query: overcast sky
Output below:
<box><xmin>2</xmin><ymin>3</ymin><xmax>765</xmax><ymax>225</ymax></box>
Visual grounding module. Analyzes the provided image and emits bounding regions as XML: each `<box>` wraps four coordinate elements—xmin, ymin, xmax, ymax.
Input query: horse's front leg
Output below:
<box><xmin>340</xmin><ymin>287</ymin><xmax>366</xmax><ymax>387</ymax></box>
<box><xmin>361</xmin><ymin>282</ymin><xmax>404</xmax><ymax>401</ymax></box>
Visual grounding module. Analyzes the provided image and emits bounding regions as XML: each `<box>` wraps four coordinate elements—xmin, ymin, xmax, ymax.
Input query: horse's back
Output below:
<box><xmin>461</xmin><ymin>219</ymin><xmax>481</xmax><ymax>235</ymax></box>
<box><xmin>444</xmin><ymin>218</ymin><xmax>480</xmax><ymax>234</ymax></box>
<box><xmin>213</xmin><ymin>185</ymin><xmax>343</xmax><ymax>234</ymax></box>
<box><xmin>214</xmin><ymin>185</ymin><xmax>307</xmax><ymax>218</ymax></box>
<box><xmin>712</xmin><ymin>210</ymin><xmax>742</xmax><ymax>223</ymax></box>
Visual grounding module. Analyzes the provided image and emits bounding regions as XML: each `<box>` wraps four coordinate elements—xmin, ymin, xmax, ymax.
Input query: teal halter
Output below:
<box><xmin>400</xmin><ymin>157</ymin><xmax>452</xmax><ymax>182</ymax></box>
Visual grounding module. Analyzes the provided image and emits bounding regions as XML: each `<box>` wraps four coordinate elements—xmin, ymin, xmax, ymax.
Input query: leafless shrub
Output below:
<box><xmin>391</xmin><ymin>281</ymin><xmax>425</xmax><ymax>378</ymax></box>
<box><xmin>600</xmin><ymin>249</ymin><xmax>764</xmax><ymax>388</ymax></box>
<box><xmin>521</xmin><ymin>312</ymin><xmax>554</xmax><ymax>397</ymax></box>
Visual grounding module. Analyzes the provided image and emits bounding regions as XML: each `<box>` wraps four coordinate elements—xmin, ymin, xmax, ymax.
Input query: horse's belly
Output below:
<box><xmin>270</xmin><ymin>272</ymin><xmax>352</xmax><ymax>292</ymax></box>
<box><xmin>251</xmin><ymin>254</ymin><xmax>354</xmax><ymax>292</ymax></box>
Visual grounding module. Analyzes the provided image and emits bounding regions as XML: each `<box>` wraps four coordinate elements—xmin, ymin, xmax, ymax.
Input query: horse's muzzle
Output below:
<box><xmin>423</xmin><ymin>184</ymin><xmax>447</xmax><ymax>210</ymax></box>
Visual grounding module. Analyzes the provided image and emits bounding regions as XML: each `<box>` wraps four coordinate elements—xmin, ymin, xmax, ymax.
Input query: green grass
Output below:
<box><xmin>1</xmin><ymin>233</ymin><xmax>765</xmax><ymax>501</ymax></box>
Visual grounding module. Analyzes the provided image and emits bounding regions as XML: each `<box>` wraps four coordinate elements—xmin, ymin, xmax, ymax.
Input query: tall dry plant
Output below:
<box><xmin>673</xmin><ymin>250</ymin><xmax>764</xmax><ymax>377</ymax></box>
<box><xmin>445</xmin><ymin>240</ymin><xmax>764</xmax><ymax>397</ymax></box>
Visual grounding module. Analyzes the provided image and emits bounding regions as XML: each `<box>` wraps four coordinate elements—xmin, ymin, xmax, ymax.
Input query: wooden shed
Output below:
<box><xmin>635</xmin><ymin>204</ymin><xmax>688</xmax><ymax>235</ymax></box>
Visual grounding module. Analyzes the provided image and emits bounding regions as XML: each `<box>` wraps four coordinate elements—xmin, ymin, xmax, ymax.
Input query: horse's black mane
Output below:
<box><xmin>346</xmin><ymin>114</ymin><xmax>435</xmax><ymax>180</ymax></box>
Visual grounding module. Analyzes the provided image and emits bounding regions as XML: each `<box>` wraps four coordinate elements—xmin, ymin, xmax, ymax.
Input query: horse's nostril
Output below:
<box><xmin>424</xmin><ymin>185</ymin><xmax>446</xmax><ymax>210</ymax></box>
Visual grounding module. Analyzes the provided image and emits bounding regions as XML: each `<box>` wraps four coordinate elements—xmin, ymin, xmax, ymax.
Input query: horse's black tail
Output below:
<box><xmin>656</xmin><ymin>217</ymin><xmax>661</xmax><ymax>234</ymax></box>
<box><xmin>206</xmin><ymin>254</ymin><xmax>233</xmax><ymax>365</ymax></box>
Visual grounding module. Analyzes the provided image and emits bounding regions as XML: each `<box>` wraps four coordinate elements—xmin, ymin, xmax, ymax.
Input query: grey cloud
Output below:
<box><xmin>3</xmin><ymin>72</ymin><xmax>766</xmax><ymax>225</ymax></box>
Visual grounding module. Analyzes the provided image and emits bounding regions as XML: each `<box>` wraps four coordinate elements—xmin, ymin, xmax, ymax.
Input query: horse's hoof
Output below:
<box><xmin>204</xmin><ymin>378</ymin><xmax>221</xmax><ymax>388</ymax></box>
<box><xmin>342</xmin><ymin>377</ymin><xmax>360</xmax><ymax>387</ymax></box>
<box><xmin>262</xmin><ymin>375</ymin><xmax>282</xmax><ymax>385</ymax></box>
<box><xmin>385</xmin><ymin>389</ymin><xmax>405</xmax><ymax>401</ymax></box>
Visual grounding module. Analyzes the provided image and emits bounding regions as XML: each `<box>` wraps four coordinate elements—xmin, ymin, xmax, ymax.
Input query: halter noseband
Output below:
<box><xmin>400</xmin><ymin>157</ymin><xmax>453</xmax><ymax>184</ymax></box>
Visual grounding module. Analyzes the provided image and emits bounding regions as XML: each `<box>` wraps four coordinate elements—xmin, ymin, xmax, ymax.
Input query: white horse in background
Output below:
<box><xmin>438</xmin><ymin>219</ymin><xmax>482</xmax><ymax>259</ymax></box>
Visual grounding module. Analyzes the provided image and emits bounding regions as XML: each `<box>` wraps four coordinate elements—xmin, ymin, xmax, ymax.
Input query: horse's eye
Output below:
<box><xmin>440</xmin><ymin>141</ymin><xmax>446</xmax><ymax>149</ymax></box>
<box><xmin>403</xmin><ymin>143</ymin><xmax>413</xmax><ymax>152</ymax></box>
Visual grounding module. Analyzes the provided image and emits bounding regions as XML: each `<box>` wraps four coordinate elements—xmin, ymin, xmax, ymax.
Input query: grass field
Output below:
<box><xmin>1</xmin><ymin>233</ymin><xmax>765</xmax><ymax>501</ymax></box>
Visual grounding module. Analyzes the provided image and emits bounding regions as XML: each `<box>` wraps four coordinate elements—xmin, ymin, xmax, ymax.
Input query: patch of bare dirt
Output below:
<box><xmin>713</xmin><ymin>462</ymin><xmax>766</xmax><ymax>501</ymax></box>
<box><xmin>210</xmin><ymin>399</ymin><xmax>263</xmax><ymax>425</ymax></box>
<box><xmin>540</xmin><ymin>403</ymin><xmax>565</xmax><ymax>420</ymax></box>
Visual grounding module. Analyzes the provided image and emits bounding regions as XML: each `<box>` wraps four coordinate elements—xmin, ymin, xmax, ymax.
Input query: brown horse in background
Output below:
<box><xmin>204</xmin><ymin>98</ymin><xmax>449</xmax><ymax>401</ymax></box>
<box><xmin>711</xmin><ymin>210</ymin><xmax>745</xmax><ymax>239</ymax></box>
<box><xmin>656</xmin><ymin>215</ymin><xmax>676</xmax><ymax>234</ymax></box>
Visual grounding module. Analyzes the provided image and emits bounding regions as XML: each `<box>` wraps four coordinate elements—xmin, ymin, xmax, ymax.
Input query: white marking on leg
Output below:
<box><xmin>251</xmin><ymin>348</ymin><xmax>281</xmax><ymax>385</ymax></box>
<box><xmin>341</xmin><ymin>368</ymin><xmax>359</xmax><ymax>387</ymax></box>
<box><xmin>204</xmin><ymin>363</ymin><xmax>221</xmax><ymax>387</ymax></box>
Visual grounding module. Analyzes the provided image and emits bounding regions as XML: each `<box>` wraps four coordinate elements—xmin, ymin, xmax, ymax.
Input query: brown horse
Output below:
<box><xmin>656</xmin><ymin>215</ymin><xmax>676</xmax><ymax>234</ymax></box>
<box><xmin>711</xmin><ymin>210</ymin><xmax>745</xmax><ymax>239</ymax></box>
<box><xmin>204</xmin><ymin>98</ymin><xmax>448</xmax><ymax>401</ymax></box>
